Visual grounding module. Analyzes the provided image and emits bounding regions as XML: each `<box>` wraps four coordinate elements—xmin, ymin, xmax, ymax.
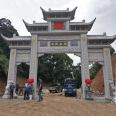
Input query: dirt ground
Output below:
<box><xmin>0</xmin><ymin>93</ymin><xmax>116</xmax><ymax>116</ymax></box>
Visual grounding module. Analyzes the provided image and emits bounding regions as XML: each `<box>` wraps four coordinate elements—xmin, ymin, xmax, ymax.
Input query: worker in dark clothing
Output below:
<box><xmin>15</xmin><ymin>84</ymin><xmax>19</xmax><ymax>95</ymax></box>
<box><xmin>9</xmin><ymin>82</ymin><xmax>15</xmax><ymax>99</ymax></box>
<box><xmin>37</xmin><ymin>78</ymin><xmax>43</xmax><ymax>102</ymax></box>
<box><xmin>24</xmin><ymin>83</ymin><xmax>33</xmax><ymax>100</ymax></box>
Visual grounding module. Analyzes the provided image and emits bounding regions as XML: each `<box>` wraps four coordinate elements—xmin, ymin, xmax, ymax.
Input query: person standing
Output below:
<box><xmin>37</xmin><ymin>78</ymin><xmax>43</xmax><ymax>102</ymax></box>
<box><xmin>24</xmin><ymin>82</ymin><xmax>33</xmax><ymax>100</ymax></box>
<box><xmin>24</xmin><ymin>82</ymin><xmax>29</xmax><ymax>100</ymax></box>
<box><xmin>15</xmin><ymin>83</ymin><xmax>19</xmax><ymax>95</ymax></box>
<box><xmin>9</xmin><ymin>82</ymin><xmax>15</xmax><ymax>99</ymax></box>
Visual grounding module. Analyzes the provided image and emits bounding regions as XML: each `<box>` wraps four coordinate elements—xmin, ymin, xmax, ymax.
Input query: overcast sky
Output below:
<box><xmin>0</xmin><ymin>0</ymin><xmax>116</xmax><ymax>65</ymax></box>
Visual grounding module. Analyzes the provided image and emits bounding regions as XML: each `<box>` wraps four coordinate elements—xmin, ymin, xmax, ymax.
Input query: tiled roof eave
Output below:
<box><xmin>1</xmin><ymin>34</ymin><xmax>31</xmax><ymax>41</ymax></box>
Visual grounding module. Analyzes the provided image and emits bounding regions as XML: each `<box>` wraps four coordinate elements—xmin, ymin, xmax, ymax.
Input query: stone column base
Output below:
<box><xmin>112</xmin><ymin>92</ymin><xmax>116</xmax><ymax>104</ymax></box>
<box><xmin>2</xmin><ymin>87</ymin><xmax>10</xmax><ymax>99</ymax></box>
<box><xmin>2</xmin><ymin>94</ymin><xmax>10</xmax><ymax>99</ymax></box>
<box><xmin>2</xmin><ymin>80</ymin><xmax>14</xmax><ymax>99</ymax></box>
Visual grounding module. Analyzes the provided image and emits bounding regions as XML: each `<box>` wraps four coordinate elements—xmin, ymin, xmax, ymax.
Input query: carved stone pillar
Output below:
<box><xmin>80</xmin><ymin>34</ymin><xmax>90</xmax><ymax>99</ymax></box>
<box><xmin>103</xmin><ymin>48</ymin><xmax>113</xmax><ymax>99</ymax></box>
<box><xmin>29</xmin><ymin>34</ymin><xmax>38</xmax><ymax>99</ymax></box>
<box><xmin>2</xmin><ymin>49</ymin><xmax>17</xmax><ymax>98</ymax></box>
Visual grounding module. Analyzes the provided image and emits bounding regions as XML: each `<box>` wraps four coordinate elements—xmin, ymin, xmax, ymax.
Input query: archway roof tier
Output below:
<box><xmin>87</xmin><ymin>35</ymin><xmax>116</xmax><ymax>44</ymax></box>
<box><xmin>23</xmin><ymin>18</ymin><xmax>96</xmax><ymax>33</ymax></box>
<box><xmin>40</xmin><ymin>7</ymin><xmax>77</xmax><ymax>21</ymax></box>
<box><xmin>23</xmin><ymin>20</ymin><xmax>95</xmax><ymax>26</ymax></box>
<box><xmin>2</xmin><ymin>34</ymin><xmax>115</xmax><ymax>41</ymax></box>
<box><xmin>87</xmin><ymin>35</ymin><xmax>116</xmax><ymax>39</ymax></box>
<box><xmin>1</xmin><ymin>34</ymin><xmax>31</xmax><ymax>47</ymax></box>
<box><xmin>1</xmin><ymin>34</ymin><xmax>31</xmax><ymax>41</ymax></box>
<box><xmin>2</xmin><ymin>34</ymin><xmax>115</xmax><ymax>46</ymax></box>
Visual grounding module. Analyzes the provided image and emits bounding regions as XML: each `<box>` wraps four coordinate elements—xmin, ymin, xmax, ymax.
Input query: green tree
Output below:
<box><xmin>0</xmin><ymin>18</ymin><xmax>18</xmax><ymax>57</ymax></box>
<box><xmin>38</xmin><ymin>54</ymin><xmax>74</xmax><ymax>83</ymax></box>
<box><xmin>0</xmin><ymin>18</ymin><xmax>18</xmax><ymax>79</ymax></box>
<box><xmin>38</xmin><ymin>54</ymin><xmax>82</xmax><ymax>88</ymax></box>
<box><xmin>0</xmin><ymin>49</ymin><xmax>8</xmax><ymax>80</ymax></box>
<box><xmin>110</xmin><ymin>46</ymin><xmax>115</xmax><ymax>55</ymax></box>
<box><xmin>17</xmin><ymin>63</ymin><xmax>29</xmax><ymax>78</ymax></box>
<box><xmin>72</xmin><ymin>63</ymin><xmax>82</xmax><ymax>88</ymax></box>
<box><xmin>89</xmin><ymin>62</ymin><xmax>102</xmax><ymax>80</ymax></box>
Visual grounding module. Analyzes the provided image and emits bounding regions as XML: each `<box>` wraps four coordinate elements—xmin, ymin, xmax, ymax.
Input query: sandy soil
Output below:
<box><xmin>0</xmin><ymin>93</ymin><xmax>116</xmax><ymax>116</ymax></box>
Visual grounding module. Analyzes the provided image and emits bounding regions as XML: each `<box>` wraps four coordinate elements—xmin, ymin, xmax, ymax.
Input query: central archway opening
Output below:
<box><xmin>37</xmin><ymin>53</ymin><xmax>82</xmax><ymax>96</ymax></box>
<box><xmin>16</xmin><ymin>63</ymin><xmax>30</xmax><ymax>96</ymax></box>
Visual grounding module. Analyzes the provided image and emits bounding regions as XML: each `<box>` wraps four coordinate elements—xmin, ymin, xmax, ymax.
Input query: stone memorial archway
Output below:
<box><xmin>2</xmin><ymin>7</ymin><xmax>116</xmax><ymax>100</ymax></box>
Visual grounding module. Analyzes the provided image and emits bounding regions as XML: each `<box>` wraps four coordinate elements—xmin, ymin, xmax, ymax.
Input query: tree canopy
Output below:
<box><xmin>38</xmin><ymin>54</ymin><xmax>73</xmax><ymax>83</ymax></box>
<box><xmin>37</xmin><ymin>54</ymin><xmax>82</xmax><ymax>88</ymax></box>
<box><xmin>0</xmin><ymin>18</ymin><xmax>18</xmax><ymax>79</ymax></box>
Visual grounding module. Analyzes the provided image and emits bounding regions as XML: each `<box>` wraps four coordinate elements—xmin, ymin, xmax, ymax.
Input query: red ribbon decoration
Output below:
<box><xmin>85</xmin><ymin>79</ymin><xmax>92</xmax><ymax>85</ymax></box>
<box><xmin>27</xmin><ymin>78</ymin><xmax>34</xmax><ymax>84</ymax></box>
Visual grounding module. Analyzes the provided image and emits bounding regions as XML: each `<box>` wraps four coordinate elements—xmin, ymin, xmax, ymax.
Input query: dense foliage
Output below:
<box><xmin>0</xmin><ymin>18</ymin><xmax>18</xmax><ymax>79</ymax></box>
<box><xmin>89</xmin><ymin>62</ymin><xmax>102</xmax><ymax>80</ymax></box>
<box><xmin>37</xmin><ymin>54</ymin><xmax>82</xmax><ymax>88</ymax></box>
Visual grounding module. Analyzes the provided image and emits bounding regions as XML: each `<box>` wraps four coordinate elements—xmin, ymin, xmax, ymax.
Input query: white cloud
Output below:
<box><xmin>68</xmin><ymin>54</ymin><xmax>80</xmax><ymax>66</ymax></box>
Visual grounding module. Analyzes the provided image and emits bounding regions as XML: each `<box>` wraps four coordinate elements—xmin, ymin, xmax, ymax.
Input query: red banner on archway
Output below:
<box><xmin>53</xmin><ymin>22</ymin><xmax>64</xmax><ymax>29</ymax></box>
